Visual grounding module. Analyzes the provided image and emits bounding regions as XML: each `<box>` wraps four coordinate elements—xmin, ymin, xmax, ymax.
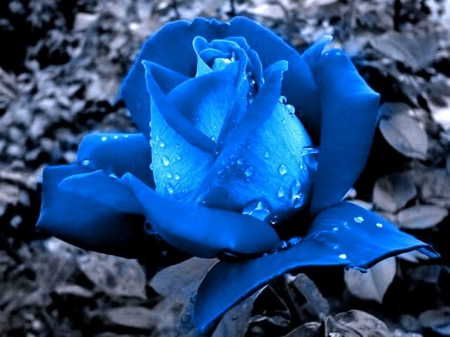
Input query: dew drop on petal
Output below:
<box><xmin>166</xmin><ymin>172</ymin><xmax>172</xmax><ymax>179</ymax></box>
<box><xmin>285</xmin><ymin>104</ymin><xmax>295</xmax><ymax>115</ymax></box>
<box><xmin>158</xmin><ymin>140</ymin><xmax>166</xmax><ymax>148</ymax></box>
<box><xmin>277</xmin><ymin>187</ymin><xmax>285</xmax><ymax>198</ymax></box>
<box><xmin>237</xmin><ymin>157</ymin><xmax>245</xmax><ymax>165</ymax></box>
<box><xmin>244</xmin><ymin>166</ymin><xmax>254</xmax><ymax>178</ymax></box>
<box><xmin>264</xmin><ymin>151</ymin><xmax>270</xmax><ymax>159</ymax></box>
<box><xmin>242</xmin><ymin>199</ymin><xmax>271</xmax><ymax>222</ymax></box>
<box><xmin>376</xmin><ymin>223</ymin><xmax>383</xmax><ymax>228</ymax></box>
<box><xmin>165</xmin><ymin>183</ymin><xmax>174</xmax><ymax>195</ymax></box>
<box><xmin>332</xmin><ymin>227</ymin><xmax>339</xmax><ymax>232</ymax></box>
<box><xmin>108</xmin><ymin>173</ymin><xmax>118</xmax><ymax>179</ymax></box>
<box><xmin>354</xmin><ymin>216</ymin><xmax>364</xmax><ymax>223</ymax></box>
<box><xmin>278</xmin><ymin>164</ymin><xmax>288</xmax><ymax>175</ymax></box>
<box><xmin>149</xmin><ymin>163</ymin><xmax>154</xmax><ymax>171</ymax></box>
<box><xmin>278</xmin><ymin>96</ymin><xmax>287</xmax><ymax>104</ymax></box>
<box><xmin>81</xmin><ymin>159</ymin><xmax>90</xmax><ymax>166</ymax></box>
<box><xmin>101</xmin><ymin>136</ymin><xmax>107</xmax><ymax>141</ymax></box>
<box><xmin>174</xmin><ymin>173</ymin><xmax>180</xmax><ymax>181</ymax></box>
<box><xmin>339</xmin><ymin>254</ymin><xmax>347</xmax><ymax>259</ymax></box>
<box><xmin>161</xmin><ymin>156</ymin><xmax>170</xmax><ymax>166</ymax></box>
<box><xmin>290</xmin><ymin>180</ymin><xmax>305</xmax><ymax>208</ymax></box>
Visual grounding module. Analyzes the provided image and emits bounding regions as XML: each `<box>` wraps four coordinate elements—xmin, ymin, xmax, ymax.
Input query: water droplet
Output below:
<box><xmin>165</xmin><ymin>183</ymin><xmax>174</xmax><ymax>195</ymax></box>
<box><xmin>237</xmin><ymin>157</ymin><xmax>245</xmax><ymax>165</ymax></box>
<box><xmin>108</xmin><ymin>173</ymin><xmax>118</xmax><ymax>179</ymax></box>
<box><xmin>290</xmin><ymin>180</ymin><xmax>305</xmax><ymax>208</ymax></box>
<box><xmin>231</xmin><ymin>315</ymin><xmax>238</xmax><ymax>321</ymax></box>
<box><xmin>285</xmin><ymin>104</ymin><xmax>295</xmax><ymax>115</ymax></box>
<box><xmin>339</xmin><ymin>254</ymin><xmax>347</xmax><ymax>259</ymax></box>
<box><xmin>158</xmin><ymin>140</ymin><xmax>165</xmax><ymax>148</ymax></box>
<box><xmin>301</xmin><ymin>146</ymin><xmax>319</xmax><ymax>171</ymax></box>
<box><xmin>244</xmin><ymin>166</ymin><xmax>254</xmax><ymax>177</ymax></box>
<box><xmin>124</xmin><ymin>135</ymin><xmax>129</xmax><ymax>138</ymax></box>
<box><xmin>376</xmin><ymin>223</ymin><xmax>383</xmax><ymax>228</ymax></box>
<box><xmin>242</xmin><ymin>200</ymin><xmax>271</xmax><ymax>222</ymax></box>
<box><xmin>278</xmin><ymin>96</ymin><xmax>287</xmax><ymax>104</ymax></box>
<box><xmin>277</xmin><ymin>187</ymin><xmax>285</xmax><ymax>198</ymax></box>
<box><xmin>180</xmin><ymin>313</ymin><xmax>191</xmax><ymax>324</ymax></box>
<box><xmin>264</xmin><ymin>151</ymin><xmax>270</xmax><ymax>159</ymax></box>
<box><xmin>354</xmin><ymin>216</ymin><xmax>364</xmax><ymax>223</ymax></box>
<box><xmin>148</xmin><ymin>121</ymin><xmax>152</xmax><ymax>128</ymax></box>
<box><xmin>332</xmin><ymin>227</ymin><xmax>339</xmax><ymax>232</ymax></box>
<box><xmin>166</xmin><ymin>172</ymin><xmax>172</xmax><ymax>179</ymax></box>
<box><xmin>278</xmin><ymin>164</ymin><xmax>288</xmax><ymax>175</ymax></box>
<box><xmin>174</xmin><ymin>173</ymin><xmax>180</xmax><ymax>181</ymax></box>
<box><xmin>81</xmin><ymin>159</ymin><xmax>90</xmax><ymax>166</ymax></box>
<box><xmin>280</xmin><ymin>241</ymin><xmax>288</xmax><ymax>249</ymax></box>
<box><xmin>101</xmin><ymin>136</ymin><xmax>107</xmax><ymax>141</ymax></box>
<box><xmin>288</xmin><ymin>237</ymin><xmax>302</xmax><ymax>246</ymax></box>
<box><xmin>149</xmin><ymin>163</ymin><xmax>154</xmax><ymax>171</ymax></box>
<box><xmin>161</xmin><ymin>156</ymin><xmax>170</xmax><ymax>166</ymax></box>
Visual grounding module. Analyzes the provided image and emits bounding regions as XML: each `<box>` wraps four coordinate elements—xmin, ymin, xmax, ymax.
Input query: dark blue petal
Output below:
<box><xmin>36</xmin><ymin>165</ymin><xmax>155</xmax><ymax>258</ymax></box>
<box><xmin>121</xmin><ymin>173</ymin><xmax>281</xmax><ymax>258</ymax></box>
<box><xmin>227</xmin><ymin>17</ymin><xmax>321</xmax><ymax>136</ymax></box>
<box><xmin>77</xmin><ymin>132</ymin><xmax>154</xmax><ymax>188</ymax></box>
<box><xmin>193</xmin><ymin>202</ymin><xmax>437</xmax><ymax>332</ymax></box>
<box><xmin>309</xmin><ymin>50</ymin><xmax>380</xmax><ymax>215</ymax></box>
<box><xmin>149</xmin><ymin>61</ymin><xmax>242</xmax><ymax>201</ymax></box>
<box><xmin>301</xmin><ymin>35</ymin><xmax>333</xmax><ymax>70</ymax></box>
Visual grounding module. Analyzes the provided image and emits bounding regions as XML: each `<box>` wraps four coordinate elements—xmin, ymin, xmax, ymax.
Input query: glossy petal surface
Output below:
<box><xmin>309</xmin><ymin>50</ymin><xmax>380</xmax><ymax>214</ymax></box>
<box><xmin>77</xmin><ymin>132</ymin><xmax>154</xmax><ymax>188</ymax></box>
<box><xmin>122</xmin><ymin>173</ymin><xmax>281</xmax><ymax>258</ymax></box>
<box><xmin>36</xmin><ymin>165</ymin><xmax>154</xmax><ymax>258</ymax></box>
<box><xmin>193</xmin><ymin>202</ymin><xmax>437</xmax><ymax>332</ymax></box>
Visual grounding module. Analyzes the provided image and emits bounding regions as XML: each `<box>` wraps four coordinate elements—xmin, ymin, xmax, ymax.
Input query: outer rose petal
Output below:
<box><xmin>193</xmin><ymin>202</ymin><xmax>437</xmax><ymax>332</ymax></box>
<box><xmin>308</xmin><ymin>50</ymin><xmax>380</xmax><ymax>215</ymax></box>
<box><xmin>122</xmin><ymin>173</ymin><xmax>281</xmax><ymax>258</ymax></box>
<box><xmin>77</xmin><ymin>132</ymin><xmax>154</xmax><ymax>188</ymax></box>
<box><xmin>36</xmin><ymin>165</ymin><xmax>157</xmax><ymax>258</ymax></box>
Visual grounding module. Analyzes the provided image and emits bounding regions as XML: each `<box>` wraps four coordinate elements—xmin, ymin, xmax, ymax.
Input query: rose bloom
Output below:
<box><xmin>37</xmin><ymin>17</ymin><xmax>436</xmax><ymax>331</ymax></box>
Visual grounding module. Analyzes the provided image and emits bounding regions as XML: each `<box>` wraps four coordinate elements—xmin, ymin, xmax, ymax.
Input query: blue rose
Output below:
<box><xmin>36</xmin><ymin>17</ymin><xmax>437</xmax><ymax>331</ymax></box>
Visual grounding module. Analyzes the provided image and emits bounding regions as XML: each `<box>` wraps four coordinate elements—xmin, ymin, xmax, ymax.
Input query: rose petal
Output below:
<box><xmin>148</xmin><ymin>61</ymin><xmax>243</xmax><ymax>201</ymax></box>
<box><xmin>193</xmin><ymin>202</ymin><xmax>437</xmax><ymax>332</ymax></box>
<box><xmin>309</xmin><ymin>50</ymin><xmax>380</xmax><ymax>215</ymax></box>
<box><xmin>191</xmin><ymin>61</ymin><xmax>290</xmax><ymax>209</ymax></box>
<box><xmin>143</xmin><ymin>61</ymin><xmax>216</xmax><ymax>154</ymax></box>
<box><xmin>227</xmin><ymin>16</ymin><xmax>321</xmax><ymax>137</ymax></box>
<box><xmin>36</xmin><ymin>165</ymin><xmax>156</xmax><ymax>258</ymax></box>
<box><xmin>121</xmin><ymin>173</ymin><xmax>281</xmax><ymax>258</ymax></box>
<box><xmin>77</xmin><ymin>132</ymin><xmax>154</xmax><ymax>188</ymax></box>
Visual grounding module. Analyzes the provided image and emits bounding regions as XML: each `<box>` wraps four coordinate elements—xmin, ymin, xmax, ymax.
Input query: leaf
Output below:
<box><xmin>103</xmin><ymin>306</ymin><xmax>156</xmax><ymax>331</ymax></box>
<box><xmin>370</xmin><ymin>30</ymin><xmax>439</xmax><ymax>72</ymax></box>
<box><xmin>373</xmin><ymin>173</ymin><xmax>417</xmax><ymax>213</ymax></box>
<box><xmin>212</xmin><ymin>291</ymin><xmax>260</xmax><ymax>337</ymax></box>
<box><xmin>150</xmin><ymin>257</ymin><xmax>217</xmax><ymax>304</ymax></box>
<box><xmin>397</xmin><ymin>205</ymin><xmax>448</xmax><ymax>229</ymax></box>
<box><xmin>379</xmin><ymin>103</ymin><xmax>428</xmax><ymax>159</ymax></box>
<box><xmin>327</xmin><ymin>310</ymin><xmax>391</xmax><ymax>336</ymax></box>
<box><xmin>344</xmin><ymin>257</ymin><xmax>396</xmax><ymax>303</ymax></box>
<box><xmin>419</xmin><ymin>307</ymin><xmax>450</xmax><ymax>336</ymax></box>
<box><xmin>77</xmin><ymin>252</ymin><xmax>146</xmax><ymax>299</ymax></box>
